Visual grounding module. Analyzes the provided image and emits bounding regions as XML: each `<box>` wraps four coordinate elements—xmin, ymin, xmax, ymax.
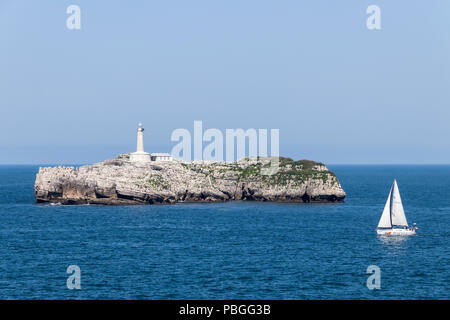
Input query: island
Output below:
<box><xmin>34</xmin><ymin>156</ymin><xmax>346</xmax><ymax>205</ymax></box>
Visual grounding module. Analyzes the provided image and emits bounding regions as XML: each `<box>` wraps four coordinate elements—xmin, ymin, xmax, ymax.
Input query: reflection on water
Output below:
<box><xmin>377</xmin><ymin>234</ymin><xmax>412</xmax><ymax>246</ymax></box>
<box><xmin>377</xmin><ymin>234</ymin><xmax>415</xmax><ymax>258</ymax></box>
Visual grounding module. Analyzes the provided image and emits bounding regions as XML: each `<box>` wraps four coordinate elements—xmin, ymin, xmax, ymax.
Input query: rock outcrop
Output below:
<box><xmin>34</xmin><ymin>156</ymin><xmax>346</xmax><ymax>205</ymax></box>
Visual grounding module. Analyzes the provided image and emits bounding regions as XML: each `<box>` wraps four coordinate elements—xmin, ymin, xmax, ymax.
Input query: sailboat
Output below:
<box><xmin>376</xmin><ymin>180</ymin><xmax>417</xmax><ymax>235</ymax></box>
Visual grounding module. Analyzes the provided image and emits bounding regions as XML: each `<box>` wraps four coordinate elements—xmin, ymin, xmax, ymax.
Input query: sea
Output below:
<box><xmin>0</xmin><ymin>165</ymin><xmax>449</xmax><ymax>299</ymax></box>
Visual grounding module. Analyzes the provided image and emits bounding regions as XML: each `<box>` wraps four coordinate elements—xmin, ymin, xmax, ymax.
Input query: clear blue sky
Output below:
<box><xmin>1</xmin><ymin>1</ymin><xmax>449</xmax><ymax>164</ymax></box>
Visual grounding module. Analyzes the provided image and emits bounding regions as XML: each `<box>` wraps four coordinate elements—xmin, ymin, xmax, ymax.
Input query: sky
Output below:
<box><xmin>1</xmin><ymin>0</ymin><xmax>449</xmax><ymax>164</ymax></box>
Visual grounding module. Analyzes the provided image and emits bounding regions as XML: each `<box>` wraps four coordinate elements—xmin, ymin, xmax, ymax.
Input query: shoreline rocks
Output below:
<box><xmin>34</xmin><ymin>156</ymin><xmax>346</xmax><ymax>205</ymax></box>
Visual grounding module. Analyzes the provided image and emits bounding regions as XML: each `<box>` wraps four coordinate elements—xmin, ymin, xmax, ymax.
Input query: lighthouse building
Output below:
<box><xmin>129</xmin><ymin>123</ymin><xmax>173</xmax><ymax>162</ymax></box>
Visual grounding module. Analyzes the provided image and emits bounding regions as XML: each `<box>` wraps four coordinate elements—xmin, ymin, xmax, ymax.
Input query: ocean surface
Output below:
<box><xmin>0</xmin><ymin>165</ymin><xmax>449</xmax><ymax>299</ymax></box>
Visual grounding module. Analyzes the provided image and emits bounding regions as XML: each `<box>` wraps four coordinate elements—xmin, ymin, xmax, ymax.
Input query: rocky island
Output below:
<box><xmin>34</xmin><ymin>156</ymin><xmax>346</xmax><ymax>205</ymax></box>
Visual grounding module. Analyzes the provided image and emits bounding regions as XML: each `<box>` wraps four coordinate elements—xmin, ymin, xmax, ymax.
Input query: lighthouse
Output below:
<box><xmin>130</xmin><ymin>123</ymin><xmax>151</xmax><ymax>162</ymax></box>
<box><xmin>136</xmin><ymin>123</ymin><xmax>145</xmax><ymax>153</ymax></box>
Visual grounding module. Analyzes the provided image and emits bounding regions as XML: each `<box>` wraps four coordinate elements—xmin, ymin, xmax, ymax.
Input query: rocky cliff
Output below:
<box><xmin>34</xmin><ymin>156</ymin><xmax>346</xmax><ymax>205</ymax></box>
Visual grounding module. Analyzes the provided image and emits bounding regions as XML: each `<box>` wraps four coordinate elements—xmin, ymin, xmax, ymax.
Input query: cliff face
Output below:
<box><xmin>34</xmin><ymin>157</ymin><xmax>346</xmax><ymax>205</ymax></box>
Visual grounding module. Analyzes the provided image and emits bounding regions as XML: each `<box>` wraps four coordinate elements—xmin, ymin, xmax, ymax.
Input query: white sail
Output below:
<box><xmin>377</xmin><ymin>185</ymin><xmax>392</xmax><ymax>228</ymax></box>
<box><xmin>391</xmin><ymin>180</ymin><xmax>408</xmax><ymax>226</ymax></box>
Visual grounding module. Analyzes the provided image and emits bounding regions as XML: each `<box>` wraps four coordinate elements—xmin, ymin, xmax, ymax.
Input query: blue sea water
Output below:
<box><xmin>0</xmin><ymin>165</ymin><xmax>449</xmax><ymax>300</ymax></box>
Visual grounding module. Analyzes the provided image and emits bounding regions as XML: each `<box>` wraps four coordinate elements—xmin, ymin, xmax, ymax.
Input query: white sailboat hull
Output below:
<box><xmin>376</xmin><ymin>228</ymin><xmax>416</xmax><ymax>235</ymax></box>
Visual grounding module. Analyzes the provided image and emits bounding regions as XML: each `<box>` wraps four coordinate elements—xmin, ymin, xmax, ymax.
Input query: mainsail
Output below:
<box><xmin>377</xmin><ymin>180</ymin><xmax>408</xmax><ymax>229</ymax></box>
<box><xmin>377</xmin><ymin>185</ymin><xmax>393</xmax><ymax>228</ymax></box>
<box><xmin>391</xmin><ymin>180</ymin><xmax>408</xmax><ymax>226</ymax></box>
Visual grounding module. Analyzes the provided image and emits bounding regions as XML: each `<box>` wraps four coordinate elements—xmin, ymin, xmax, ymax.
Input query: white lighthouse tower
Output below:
<box><xmin>130</xmin><ymin>123</ymin><xmax>151</xmax><ymax>162</ymax></box>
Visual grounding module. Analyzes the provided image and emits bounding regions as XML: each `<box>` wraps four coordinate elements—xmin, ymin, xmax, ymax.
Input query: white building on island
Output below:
<box><xmin>129</xmin><ymin>123</ymin><xmax>173</xmax><ymax>163</ymax></box>
<box><xmin>151</xmin><ymin>153</ymin><xmax>173</xmax><ymax>161</ymax></box>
